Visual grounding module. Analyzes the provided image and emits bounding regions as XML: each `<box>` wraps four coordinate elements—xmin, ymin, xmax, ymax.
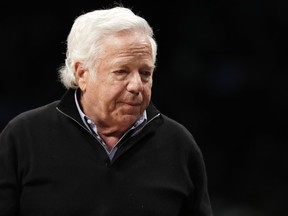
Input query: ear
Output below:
<box><xmin>74</xmin><ymin>62</ymin><xmax>89</xmax><ymax>91</ymax></box>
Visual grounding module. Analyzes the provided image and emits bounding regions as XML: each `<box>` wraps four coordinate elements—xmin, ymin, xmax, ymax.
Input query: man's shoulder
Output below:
<box><xmin>8</xmin><ymin>101</ymin><xmax>60</xmax><ymax>125</ymax></box>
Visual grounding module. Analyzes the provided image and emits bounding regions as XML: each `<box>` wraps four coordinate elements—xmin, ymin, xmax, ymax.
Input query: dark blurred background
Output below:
<box><xmin>1</xmin><ymin>1</ymin><xmax>287</xmax><ymax>215</ymax></box>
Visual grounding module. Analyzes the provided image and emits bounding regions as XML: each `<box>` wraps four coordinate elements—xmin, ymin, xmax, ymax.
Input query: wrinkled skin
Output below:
<box><xmin>75</xmin><ymin>30</ymin><xmax>155</xmax><ymax>148</ymax></box>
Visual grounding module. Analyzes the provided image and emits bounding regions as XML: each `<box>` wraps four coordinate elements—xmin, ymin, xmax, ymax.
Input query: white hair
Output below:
<box><xmin>58</xmin><ymin>6</ymin><xmax>158</xmax><ymax>89</ymax></box>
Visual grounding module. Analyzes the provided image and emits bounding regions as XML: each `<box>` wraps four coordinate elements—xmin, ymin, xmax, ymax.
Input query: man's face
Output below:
<box><xmin>78</xmin><ymin>31</ymin><xmax>155</xmax><ymax>131</ymax></box>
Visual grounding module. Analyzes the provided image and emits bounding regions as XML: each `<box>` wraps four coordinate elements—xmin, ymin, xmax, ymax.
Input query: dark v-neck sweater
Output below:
<box><xmin>0</xmin><ymin>89</ymin><xmax>213</xmax><ymax>216</ymax></box>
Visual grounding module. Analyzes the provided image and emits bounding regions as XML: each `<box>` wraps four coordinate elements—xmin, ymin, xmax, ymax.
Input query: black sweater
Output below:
<box><xmin>0</xmin><ymin>89</ymin><xmax>213</xmax><ymax>216</ymax></box>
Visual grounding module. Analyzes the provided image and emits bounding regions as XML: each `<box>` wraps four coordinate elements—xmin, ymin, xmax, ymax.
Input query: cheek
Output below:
<box><xmin>143</xmin><ymin>87</ymin><xmax>152</xmax><ymax>101</ymax></box>
<box><xmin>97</xmin><ymin>84</ymin><xmax>123</xmax><ymax>103</ymax></box>
<box><xmin>85</xmin><ymin>80</ymin><xmax>105</xmax><ymax>101</ymax></box>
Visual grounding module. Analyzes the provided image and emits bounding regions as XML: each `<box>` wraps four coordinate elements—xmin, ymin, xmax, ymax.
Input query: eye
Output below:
<box><xmin>113</xmin><ymin>69</ymin><xmax>129</xmax><ymax>79</ymax></box>
<box><xmin>114</xmin><ymin>69</ymin><xmax>128</xmax><ymax>75</ymax></box>
<box><xmin>140</xmin><ymin>71</ymin><xmax>152</xmax><ymax>77</ymax></box>
<box><xmin>140</xmin><ymin>70</ymin><xmax>152</xmax><ymax>82</ymax></box>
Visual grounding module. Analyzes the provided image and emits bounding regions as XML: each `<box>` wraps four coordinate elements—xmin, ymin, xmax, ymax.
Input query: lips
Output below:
<box><xmin>118</xmin><ymin>99</ymin><xmax>142</xmax><ymax>106</ymax></box>
<box><xmin>123</xmin><ymin>102</ymin><xmax>141</xmax><ymax>106</ymax></box>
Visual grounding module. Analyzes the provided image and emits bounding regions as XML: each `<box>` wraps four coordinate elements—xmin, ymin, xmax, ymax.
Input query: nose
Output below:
<box><xmin>127</xmin><ymin>72</ymin><xmax>144</xmax><ymax>94</ymax></box>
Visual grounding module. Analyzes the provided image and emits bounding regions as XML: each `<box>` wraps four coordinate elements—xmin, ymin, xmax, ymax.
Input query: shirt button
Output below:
<box><xmin>87</xmin><ymin>119</ymin><xmax>92</xmax><ymax>125</ymax></box>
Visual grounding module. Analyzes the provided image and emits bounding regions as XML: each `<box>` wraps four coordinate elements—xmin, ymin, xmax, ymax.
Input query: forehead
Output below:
<box><xmin>100</xmin><ymin>31</ymin><xmax>152</xmax><ymax>56</ymax></box>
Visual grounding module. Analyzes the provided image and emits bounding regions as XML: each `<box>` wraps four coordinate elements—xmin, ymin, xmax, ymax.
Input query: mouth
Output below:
<box><xmin>125</xmin><ymin>101</ymin><xmax>141</xmax><ymax>106</ymax></box>
<box><xmin>117</xmin><ymin>101</ymin><xmax>142</xmax><ymax>114</ymax></box>
<box><xmin>118</xmin><ymin>100</ymin><xmax>142</xmax><ymax>107</ymax></box>
<box><xmin>122</xmin><ymin>102</ymin><xmax>141</xmax><ymax>107</ymax></box>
